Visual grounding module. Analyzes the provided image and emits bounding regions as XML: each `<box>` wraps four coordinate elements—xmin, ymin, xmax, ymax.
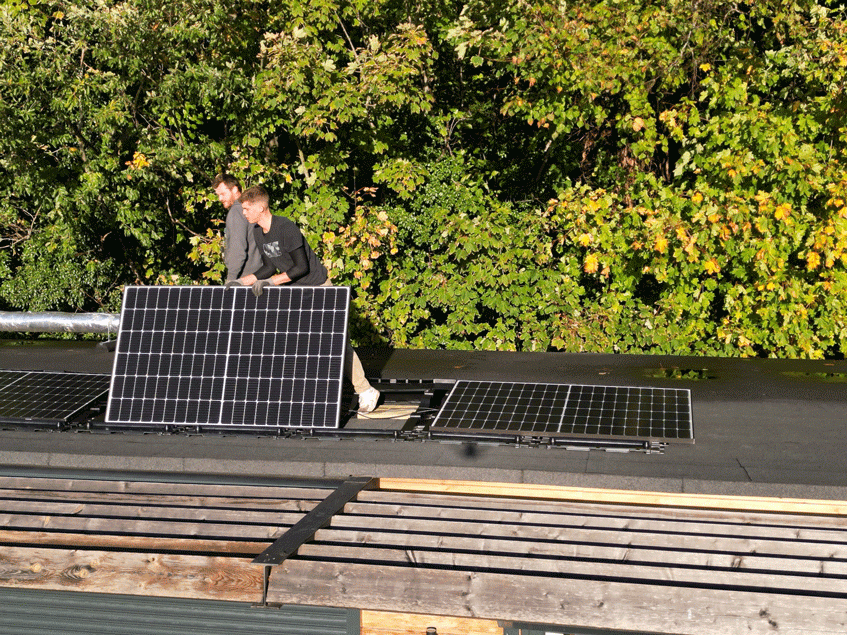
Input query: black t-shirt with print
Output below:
<box><xmin>250</xmin><ymin>215</ymin><xmax>327</xmax><ymax>286</ymax></box>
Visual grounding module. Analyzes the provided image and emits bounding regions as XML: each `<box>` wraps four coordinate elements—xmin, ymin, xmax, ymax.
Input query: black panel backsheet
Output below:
<box><xmin>106</xmin><ymin>286</ymin><xmax>349</xmax><ymax>429</ymax></box>
<box><xmin>0</xmin><ymin>370</ymin><xmax>110</xmax><ymax>424</ymax></box>
<box><xmin>431</xmin><ymin>380</ymin><xmax>693</xmax><ymax>443</ymax></box>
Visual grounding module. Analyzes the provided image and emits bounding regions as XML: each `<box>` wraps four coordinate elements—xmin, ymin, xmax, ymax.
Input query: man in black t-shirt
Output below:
<box><xmin>231</xmin><ymin>185</ymin><xmax>380</xmax><ymax>413</ymax></box>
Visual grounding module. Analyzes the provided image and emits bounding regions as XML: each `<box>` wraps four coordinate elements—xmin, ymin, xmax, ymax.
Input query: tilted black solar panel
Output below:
<box><xmin>106</xmin><ymin>285</ymin><xmax>349</xmax><ymax>429</ymax></box>
<box><xmin>430</xmin><ymin>380</ymin><xmax>693</xmax><ymax>442</ymax></box>
<box><xmin>0</xmin><ymin>370</ymin><xmax>110</xmax><ymax>425</ymax></box>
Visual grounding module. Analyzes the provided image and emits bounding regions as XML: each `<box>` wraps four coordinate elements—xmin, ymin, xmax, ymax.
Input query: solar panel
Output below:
<box><xmin>106</xmin><ymin>285</ymin><xmax>349</xmax><ymax>430</ymax></box>
<box><xmin>0</xmin><ymin>370</ymin><xmax>110</xmax><ymax>425</ymax></box>
<box><xmin>430</xmin><ymin>380</ymin><xmax>693</xmax><ymax>442</ymax></box>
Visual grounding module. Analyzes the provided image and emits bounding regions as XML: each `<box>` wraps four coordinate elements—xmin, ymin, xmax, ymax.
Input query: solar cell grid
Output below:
<box><xmin>0</xmin><ymin>370</ymin><xmax>110</xmax><ymax>424</ymax></box>
<box><xmin>431</xmin><ymin>380</ymin><xmax>693</xmax><ymax>442</ymax></box>
<box><xmin>106</xmin><ymin>285</ymin><xmax>349</xmax><ymax>429</ymax></box>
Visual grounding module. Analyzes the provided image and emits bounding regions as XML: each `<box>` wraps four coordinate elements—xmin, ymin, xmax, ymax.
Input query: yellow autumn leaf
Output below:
<box><xmin>654</xmin><ymin>235</ymin><xmax>668</xmax><ymax>254</ymax></box>
<box><xmin>774</xmin><ymin>203</ymin><xmax>791</xmax><ymax>220</ymax></box>
<box><xmin>754</xmin><ymin>191</ymin><xmax>771</xmax><ymax>208</ymax></box>
<box><xmin>691</xmin><ymin>192</ymin><xmax>703</xmax><ymax>204</ymax></box>
<box><xmin>806</xmin><ymin>251</ymin><xmax>821</xmax><ymax>270</ymax></box>
<box><xmin>583</xmin><ymin>253</ymin><xmax>599</xmax><ymax>273</ymax></box>
<box><xmin>578</xmin><ymin>233</ymin><xmax>593</xmax><ymax>247</ymax></box>
<box><xmin>127</xmin><ymin>152</ymin><xmax>150</xmax><ymax>169</ymax></box>
<box><xmin>704</xmin><ymin>258</ymin><xmax>721</xmax><ymax>275</ymax></box>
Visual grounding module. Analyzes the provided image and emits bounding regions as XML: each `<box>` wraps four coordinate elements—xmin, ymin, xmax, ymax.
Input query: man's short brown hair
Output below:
<box><xmin>212</xmin><ymin>173</ymin><xmax>241</xmax><ymax>191</ymax></box>
<box><xmin>240</xmin><ymin>185</ymin><xmax>269</xmax><ymax>207</ymax></box>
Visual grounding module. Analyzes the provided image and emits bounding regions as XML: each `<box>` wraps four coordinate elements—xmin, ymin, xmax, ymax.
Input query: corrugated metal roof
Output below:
<box><xmin>0</xmin><ymin>587</ymin><xmax>357</xmax><ymax>635</ymax></box>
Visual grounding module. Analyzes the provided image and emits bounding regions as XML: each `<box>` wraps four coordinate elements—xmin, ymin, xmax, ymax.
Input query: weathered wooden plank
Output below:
<box><xmin>0</xmin><ymin>513</ymin><xmax>293</xmax><ymax>541</ymax></box>
<box><xmin>377</xmin><ymin>478</ymin><xmax>847</xmax><ymax>515</ymax></box>
<box><xmin>295</xmin><ymin>543</ymin><xmax>847</xmax><ymax>596</ymax></box>
<box><xmin>0</xmin><ymin>477</ymin><xmax>330</xmax><ymax>500</ymax></box>
<box><xmin>0</xmin><ymin>547</ymin><xmax>263</xmax><ymax>602</ymax></box>
<box><xmin>0</xmin><ymin>488</ymin><xmax>321</xmax><ymax>511</ymax></box>
<box><xmin>343</xmin><ymin>501</ymin><xmax>847</xmax><ymax>543</ymax></box>
<box><xmin>313</xmin><ymin>528</ymin><xmax>847</xmax><ymax>577</ymax></box>
<box><xmin>360</xmin><ymin>610</ymin><xmax>503</xmax><ymax>635</ymax></box>
<box><xmin>0</xmin><ymin>499</ymin><xmax>308</xmax><ymax>525</ymax></box>
<box><xmin>0</xmin><ymin>529</ymin><xmax>268</xmax><ymax>555</ymax></box>
<box><xmin>357</xmin><ymin>490</ymin><xmax>847</xmax><ymax>530</ymax></box>
<box><xmin>328</xmin><ymin>514</ymin><xmax>847</xmax><ymax>559</ymax></box>
<box><xmin>268</xmin><ymin>560</ymin><xmax>847</xmax><ymax>635</ymax></box>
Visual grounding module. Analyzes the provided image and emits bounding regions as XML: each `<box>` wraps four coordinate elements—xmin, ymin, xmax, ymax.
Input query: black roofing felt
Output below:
<box><xmin>0</xmin><ymin>340</ymin><xmax>845</xmax><ymax>501</ymax></box>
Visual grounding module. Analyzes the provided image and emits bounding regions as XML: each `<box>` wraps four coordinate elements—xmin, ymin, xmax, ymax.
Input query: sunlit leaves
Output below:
<box><xmin>1</xmin><ymin>0</ymin><xmax>846</xmax><ymax>358</ymax></box>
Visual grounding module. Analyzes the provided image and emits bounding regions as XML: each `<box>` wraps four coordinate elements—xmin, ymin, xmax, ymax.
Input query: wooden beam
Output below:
<box><xmin>0</xmin><ymin>530</ymin><xmax>268</xmax><ymax>556</ymax></box>
<box><xmin>295</xmin><ymin>543</ymin><xmax>847</xmax><ymax>596</ymax></box>
<box><xmin>326</xmin><ymin>514</ymin><xmax>847</xmax><ymax>559</ymax></box>
<box><xmin>0</xmin><ymin>487</ymin><xmax>321</xmax><ymax>512</ymax></box>
<box><xmin>358</xmin><ymin>489</ymin><xmax>847</xmax><ymax>528</ymax></box>
<box><xmin>343</xmin><ymin>500</ymin><xmax>847</xmax><ymax>542</ymax></box>
<box><xmin>0</xmin><ymin>478</ymin><xmax>331</xmax><ymax>500</ymax></box>
<box><xmin>377</xmin><ymin>478</ymin><xmax>847</xmax><ymax>515</ymax></box>
<box><xmin>361</xmin><ymin>610</ymin><xmax>503</xmax><ymax>635</ymax></box>
<box><xmin>312</xmin><ymin>527</ymin><xmax>847</xmax><ymax>577</ymax></box>
<box><xmin>268</xmin><ymin>560</ymin><xmax>847</xmax><ymax>635</ymax></box>
<box><xmin>0</xmin><ymin>547</ymin><xmax>263</xmax><ymax>602</ymax></box>
<box><xmin>0</xmin><ymin>513</ymin><xmax>292</xmax><ymax>541</ymax></box>
<box><xmin>0</xmin><ymin>499</ymin><xmax>307</xmax><ymax>525</ymax></box>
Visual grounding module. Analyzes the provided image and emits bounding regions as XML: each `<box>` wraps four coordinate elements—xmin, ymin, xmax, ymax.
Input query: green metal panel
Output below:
<box><xmin>0</xmin><ymin>588</ymin><xmax>359</xmax><ymax>635</ymax></box>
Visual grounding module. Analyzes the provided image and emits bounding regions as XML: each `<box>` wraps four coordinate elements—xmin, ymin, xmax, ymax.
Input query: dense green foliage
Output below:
<box><xmin>1</xmin><ymin>0</ymin><xmax>846</xmax><ymax>357</ymax></box>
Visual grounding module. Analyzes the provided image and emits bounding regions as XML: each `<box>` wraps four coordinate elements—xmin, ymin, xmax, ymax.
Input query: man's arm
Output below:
<box><xmin>224</xmin><ymin>204</ymin><xmax>250</xmax><ymax>280</ymax></box>
<box><xmin>239</xmin><ymin>246</ymin><xmax>307</xmax><ymax>287</ymax></box>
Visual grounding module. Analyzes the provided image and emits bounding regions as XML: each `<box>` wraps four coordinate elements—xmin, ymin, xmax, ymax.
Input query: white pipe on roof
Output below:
<box><xmin>0</xmin><ymin>311</ymin><xmax>120</xmax><ymax>334</ymax></box>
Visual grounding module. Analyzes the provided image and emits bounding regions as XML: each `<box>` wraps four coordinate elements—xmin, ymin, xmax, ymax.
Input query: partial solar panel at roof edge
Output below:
<box><xmin>105</xmin><ymin>285</ymin><xmax>350</xmax><ymax>430</ymax></box>
<box><xmin>430</xmin><ymin>380</ymin><xmax>694</xmax><ymax>443</ymax></box>
<box><xmin>0</xmin><ymin>370</ymin><xmax>110</xmax><ymax>425</ymax></box>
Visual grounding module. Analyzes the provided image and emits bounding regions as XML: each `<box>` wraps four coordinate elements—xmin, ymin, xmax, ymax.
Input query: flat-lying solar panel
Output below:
<box><xmin>430</xmin><ymin>380</ymin><xmax>693</xmax><ymax>442</ymax></box>
<box><xmin>0</xmin><ymin>370</ymin><xmax>110</xmax><ymax>425</ymax></box>
<box><xmin>106</xmin><ymin>285</ymin><xmax>349</xmax><ymax>430</ymax></box>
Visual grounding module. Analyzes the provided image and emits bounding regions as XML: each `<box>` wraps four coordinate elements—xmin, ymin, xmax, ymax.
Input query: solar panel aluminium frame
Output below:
<box><xmin>105</xmin><ymin>285</ymin><xmax>350</xmax><ymax>430</ymax></box>
<box><xmin>430</xmin><ymin>379</ymin><xmax>694</xmax><ymax>444</ymax></box>
<box><xmin>0</xmin><ymin>369</ymin><xmax>110</xmax><ymax>426</ymax></box>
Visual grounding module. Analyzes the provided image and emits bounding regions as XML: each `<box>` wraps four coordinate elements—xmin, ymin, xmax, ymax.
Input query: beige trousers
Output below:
<box><xmin>321</xmin><ymin>281</ymin><xmax>372</xmax><ymax>394</ymax></box>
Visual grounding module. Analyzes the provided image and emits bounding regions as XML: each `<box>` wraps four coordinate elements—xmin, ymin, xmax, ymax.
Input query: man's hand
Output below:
<box><xmin>224</xmin><ymin>280</ymin><xmax>244</xmax><ymax>289</ymax></box>
<box><xmin>251</xmin><ymin>278</ymin><xmax>274</xmax><ymax>297</ymax></box>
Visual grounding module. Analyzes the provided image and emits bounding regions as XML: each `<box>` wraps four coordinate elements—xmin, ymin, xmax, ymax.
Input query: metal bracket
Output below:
<box><xmin>252</xmin><ymin>475</ymin><xmax>376</xmax><ymax>566</ymax></box>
